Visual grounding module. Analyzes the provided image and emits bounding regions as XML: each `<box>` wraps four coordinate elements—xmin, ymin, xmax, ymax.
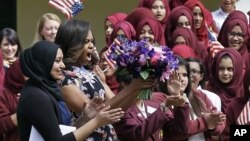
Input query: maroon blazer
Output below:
<box><xmin>114</xmin><ymin>99</ymin><xmax>189</xmax><ymax>141</ymax></box>
<box><xmin>0</xmin><ymin>89</ymin><xmax>19</xmax><ymax>141</ymax></box>
<box><xmin>165</xmin><ymin>90</ymin><xmax>226</xmax><ymax>141</ymax></box>
<box><xmin>223</xmin><ymin>98</ymin><xmax>248</xmax><ymax>141</ymax></box>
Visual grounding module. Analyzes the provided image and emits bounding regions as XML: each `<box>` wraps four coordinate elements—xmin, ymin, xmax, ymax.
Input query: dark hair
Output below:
<box><xmin>0</xmin><ymin>28</ymin><xmax>22</xmax><ymax>57</ymax></box>
<box><xmin>159</xmin><ymin>56</ymin><xmax>207</xmax><ymax>116</ymax></box>
<box><xmin>158</xmin><ymin>56</ymin><xmax>192</xmax><ymax>95</ymax></box>
<box><xmin>55</xmin><ymin>19</ymin><xmax>95</xmax><ymax>68</ymax></box>
<box><xmin>185</xmin><ymin>57</ymin><xmax>207</xmax><ymax>88</ymax></box>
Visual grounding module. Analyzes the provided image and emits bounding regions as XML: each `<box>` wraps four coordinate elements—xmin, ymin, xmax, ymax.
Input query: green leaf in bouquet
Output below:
<box><xmin>137</xmin><ymin>88</ymin><xmax>152</xmax><ymax>100</ymax></box>
<box><xmin>140</xmin><ymin>70</ymin><xmax>149</xmax><ymax>80</ymax></box>
<box><xmin>115</xmin><ymin>67</ymin><xmax>129</xmax><ymax>76</ymax></box>
<box><xmin>147</xmin><ymin>69</ymin><xmax>155</xmax><ymax>72</ymax></box>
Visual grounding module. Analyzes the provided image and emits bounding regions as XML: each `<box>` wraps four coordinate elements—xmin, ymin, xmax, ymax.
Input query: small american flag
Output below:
<box><xmin>48</xmin><ymin>0</ymin><xmax>85</xmax><ymax>19</ymax></box>
<box><xmin>205</xmin><ymin>23</ymin><xmax>217</xmax><ymax>42</ymax></box>
<box><xmin>237</xmin><ymin>100</ymin><xmax>250</xmax><ymax>125</ymax></box>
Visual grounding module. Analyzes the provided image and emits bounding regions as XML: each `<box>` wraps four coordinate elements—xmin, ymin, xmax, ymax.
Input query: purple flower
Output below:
<box><xmin>107</xmin><ymin>38</ymin><xmax>179</xmax><ymax>82</ymax></box>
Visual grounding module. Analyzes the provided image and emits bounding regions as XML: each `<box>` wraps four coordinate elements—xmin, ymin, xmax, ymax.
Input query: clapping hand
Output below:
<box><xmin>165</xmin><ymin>95</ymin><xmax>186</xmax><ymax>107</ymax></box>
<box><xmin>202</xmin><ymin>108</ymin><xmax>226</xmax><ymax>130</ymax></box>
<box><xmin>94</xmin><ymin>104</ymin><xmax>124</xmax><ymax>126</ymax></box>
<box><xmin>82</xmin><ymin>96</ymin><xmax>105</xmax><ymax>120</ymax></box>
<box><xmin>74</xmin><ymin>96</ymin><xmax>114</xmax><ymax>128</ymax></box>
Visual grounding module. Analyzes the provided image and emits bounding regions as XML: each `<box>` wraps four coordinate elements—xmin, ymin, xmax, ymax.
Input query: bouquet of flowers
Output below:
<box><xmin>105</xmin><ymin>36</ymin><xmax>179</xmax><ymax>100</ymax></box>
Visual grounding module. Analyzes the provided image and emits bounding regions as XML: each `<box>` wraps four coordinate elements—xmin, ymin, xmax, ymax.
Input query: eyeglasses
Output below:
<box><xmin>190</xmin><ymin>69</ymin><xmax>201</xmax><ymax>76</ymax></box>
<box><xmin>227</xmin><ymin>32</ymin><xmax>245</xmax><ymax>39</ymax></box>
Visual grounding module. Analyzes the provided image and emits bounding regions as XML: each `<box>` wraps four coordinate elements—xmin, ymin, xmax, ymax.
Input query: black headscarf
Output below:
<box><xmin>19</xmin><ymin>41</ymin><xmax>62</xmax><ymax>101</ymax></box>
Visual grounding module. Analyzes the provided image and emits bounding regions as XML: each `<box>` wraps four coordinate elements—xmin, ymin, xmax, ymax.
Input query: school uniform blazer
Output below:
<box><xmin>113</xmin><ymin>100</ymin><xmax>189</xmax><ymax>141</ymax></box>
<box><xmin>165</xmin><ymin>90</ymin><xmax>226</xmax><ymax>141</ymax></box>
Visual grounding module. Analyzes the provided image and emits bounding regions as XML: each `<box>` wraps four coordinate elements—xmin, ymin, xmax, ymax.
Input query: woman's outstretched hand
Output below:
<box><xmin>94</xmin><ymin>104</ymin><xmax>124</xmax><ymax>127</ymax></box>
<box><xmin>128</xmin><ymin>77</ymin><xmax>156</xmax><ymax>91</ymax></box>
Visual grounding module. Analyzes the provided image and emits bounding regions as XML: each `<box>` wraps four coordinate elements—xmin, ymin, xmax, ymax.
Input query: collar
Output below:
<box><xmin>218</xmin><ymin>6</ymin><xmax>237</xmax><ymax>15</ymax></box>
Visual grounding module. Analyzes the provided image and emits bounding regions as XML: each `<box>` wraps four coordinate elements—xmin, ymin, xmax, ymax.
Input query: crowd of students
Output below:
<box><xmin>1</xmin><ymin>0</ymin><xmax>250</xmax><ymax>141</ymax></box>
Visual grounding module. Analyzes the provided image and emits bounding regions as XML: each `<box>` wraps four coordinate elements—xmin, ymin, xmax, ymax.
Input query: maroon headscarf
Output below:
<box><xmin>171</xmin><ymin>27</ymin><xmax>208</xmax><ymax>61</ymax></box>
<box><xmin>172</xmin><ymin>44</ymin><xmax>195</xmax><ymax>59</ymax></box>
<box><xmin>0</xmin><ymin>50</ymin><xmax>4</xmax><ymax>90</ymax></box>
<box><xmin>110</xmin><ymin>21</ymin><xmax>136</xmax><ymax>42</ymax></box>
<box><xmin>125</xmin><ymin>7</ymin><xmax>156</xmax><ymax>30</ymax></box>
<box><xmin>135</xmin><ymin>18</ymin><xmax>165</xmax><ymax>45</ymax></box>
<box><xmin>137</xmin><ymin>0</ymin><xmax>170</xmax><ymax>29</ymax></box>
<box><xmin>164</xmin><ymin>6</ymin><xmax>195</xmax><ymax>45</ymax></box>
<box><xmin>207</xmin><ymin>48</ymin><xmax>244</xmax><ymax>112</ymax></box>
<box><xmin>105</xmin><ymin>12</ymin><xmax>127</xmax><ymax>45</ymax></box>
<box><xmin>248</xmin><ymin>11</ymin><xmax>250</xmax><ymax>24</ymax></box>
<box><xmin>243</xmin><ymin>67</ymin><xmax>250</xmax><ymax>100</ymax></box>
<box><xmin>4</xmin><ymin>59</ymin><xmax>25</xmax><ymax>94</ymax></box>
<box><xmin>184</xmin><ymin>0</ymin><xmax>210</xmax><ymax>47</ymax></box>
<box><xmin>218</xmin><ymin>10</ymin><xmax>250</xmax><ymax>70</ymax></box>
<box><xmin>169</xmin><ymin>0</ymin><xmax>189</xmax><ymax>10</ymax></box>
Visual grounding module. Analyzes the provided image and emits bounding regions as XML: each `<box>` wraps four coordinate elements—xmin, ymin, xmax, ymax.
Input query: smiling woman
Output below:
<box><xmin>0</xmin><ymin>28</ymin><xmax>22</xmax><ymax>71</ymax></box>
<box><xmin>206</xmin><ymin>48</ymin><xmax>244</xmax><ymax>113</ymax></box>
<box><xmin>217</xmin><ymin>10</ymin><xmax>250</xmax><ymax>71</ymax></box>
<box><xmin>32</xmin><ymin>13</ymin><xmax>61</xmax><ymax>45</ymax></box>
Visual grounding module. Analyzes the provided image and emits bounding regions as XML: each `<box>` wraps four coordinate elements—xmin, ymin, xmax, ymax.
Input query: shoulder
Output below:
<box><xmin>200</xmin><ymin>89</ymin><xmax>221</xmax><ymax>101</ymax></box>
<box><xmin>213</xmin><ymin>8</ymin><xmax>223</xmax><ymax>14</ymax></box>
<box><xmin>212</xmin><ymin>8</ymin><xmax>220</xmax><ymax>15</ymax></box>
<box><xmin>193</xmin><ymin>89</ymin><xmax>213</xmax><ymax>105</ymax></box>
<box><xmin>61</xmin><ymin>69</ymin><xmax>80</xmax><ymax>86</ymax></box>
<box><xmin>20</xmin><ymin>85</ymin><xmax>51</xmax><ymax>105</ymax></box>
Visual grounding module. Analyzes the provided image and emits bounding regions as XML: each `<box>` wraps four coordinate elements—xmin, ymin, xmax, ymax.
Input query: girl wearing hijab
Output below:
<box><xmin>137</xmin><ymin>0</ymin><xmax>170</xmax><ymax>30</ymax></box>
<box><xmin>171</xmin><ymin>27</ymin><xmax>208</xmax><ymax>62</ymax></box>
<box><xmin>168</xmin><ymin>0</ymin><xmax>189</xmax><ymax>10</ymax></box>
<box><xmin>135</xmin><ymin>17</ymin><xmax>165</xmax><ymax>45</ymax></box>
<box><xmin>99</xmin><ymin>21</ymin><xmax>136</xmax><ymax>94</ymax></box>
<box><xmin>217</xmin><ymin>10</ymin><xmax>250</xmax><ymax>71</ymax></box>
<box><xmin>223</xmin><ymin>67</ymin><xmax>250</xmax><ymax>140</ymax></box>
<box><xmin>206</xmin><ymin>48</ymin><xmax>244</xmax><ymax>113</ymax></box>
<box><xmin>110</xmin><ymin>21</ymin><xmax>136</xmax><ymax>42</ymax></box>
<box><xmin>0</xmin><ymin>60</ymin><xmax>25</xmax><ymax>141</ymax></box>
<box><xmin>164</xmin><ymin>6</ymin><xmax>195</xmax><ymax>46</ymax></box>
<box><xmin>125</xmin><ymin>7</ymin><xmax>156</xmax><ymax>31</ymax></box>
<box><xmin>17</xmin><ymin>41</ymin><xmax>124</xmax><ymax>141</ymax></box>
<box><xmin>184</xmin><ymin>0</ymin><xmax>218</xmax><ymax>48</ymax></box>
<box><xmin>172</xmin><ymin>44</ymin><xmax>196</xmax><ymax>59</ymax></box>
<box><xmin>104</xmin><ymin>12</ymin><xmax>127</xmax><ymax>46</ymax></box>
